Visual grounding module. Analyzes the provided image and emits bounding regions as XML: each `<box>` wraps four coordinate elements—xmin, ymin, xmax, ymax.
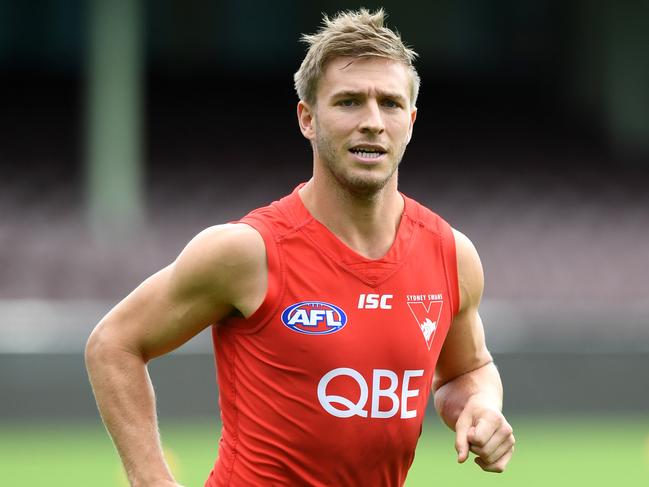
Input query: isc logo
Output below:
<box><xmin>317</xmin><ymin>367</ymin><xmax>424</xmax><ymax>419</ymax></box>
<box><xmin>357</xmin><ymin>293</ymin><xmax>393</xmax><ymax>309</ymax></box>
<box><xmin>281</xmin><ymin>301</ymin><xmax>348</xmax><ymax>335</ymax></box>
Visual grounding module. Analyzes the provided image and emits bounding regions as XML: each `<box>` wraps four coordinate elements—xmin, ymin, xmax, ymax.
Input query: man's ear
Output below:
<box><xmin>297</xmin><ymin>100</ymin><xmax>316</xmax><ymax>140</ymax></box>
<box><xmin>406</xmin><ymin>106</ymin><xmax>417</xmax><ymax>145</ymax></box>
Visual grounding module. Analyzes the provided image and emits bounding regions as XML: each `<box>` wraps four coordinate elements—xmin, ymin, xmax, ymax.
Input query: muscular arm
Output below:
<box><xmin>85</xmin><ymin>224</ymin><xmax>266</xmax><ymax>487</ymax></box>
<box><xmin>432</xmin><ymin>229</ymin><xmax>514</xmax><ymax>473</ymax></box>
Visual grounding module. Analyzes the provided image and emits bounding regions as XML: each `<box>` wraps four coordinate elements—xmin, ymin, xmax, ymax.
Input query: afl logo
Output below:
<box><xmin>281</xmin><ymin>301</ymin><xmax>348</xmax><ymax>335</ymax></box>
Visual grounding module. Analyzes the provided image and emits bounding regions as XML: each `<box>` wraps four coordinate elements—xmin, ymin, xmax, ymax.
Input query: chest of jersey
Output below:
<box><xmin>266</xmin><ymin>228</ymin><xmax>451</xmax><ymax>414</ymax></box>
<box><xmin>217</xmin><ymin>215</ymin><xmax>454</xmax><ymax>421</ymax></box>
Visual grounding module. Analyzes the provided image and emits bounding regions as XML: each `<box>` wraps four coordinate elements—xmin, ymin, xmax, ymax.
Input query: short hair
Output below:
<box><xmin>294</xmin><ymin>8</ymin><xmax>420</xmax><ymax>107</ymax></box>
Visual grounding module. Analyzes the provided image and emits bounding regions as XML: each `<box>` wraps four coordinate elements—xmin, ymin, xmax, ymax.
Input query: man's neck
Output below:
<box><xmin>298</xmin><ymin>174</ymin><xmax>404</xmax><ymax>260</ymax></box>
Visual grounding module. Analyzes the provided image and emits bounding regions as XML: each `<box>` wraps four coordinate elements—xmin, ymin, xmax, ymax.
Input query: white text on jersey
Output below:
<box><xmin>317</xmin><ymin>367</ymin><xmax>424</xmax><ymax>419</ymax></box>
<box><xmin>357</xmin><ymin>293</ymin><xmax>393</xmax><ymax>309</ymax></box>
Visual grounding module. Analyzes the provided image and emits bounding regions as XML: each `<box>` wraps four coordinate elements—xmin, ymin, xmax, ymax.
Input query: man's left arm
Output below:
<box><xmin>432</xmin><ymin>229</ymin><xmax>515</xmax><ymax>473</ymax></box>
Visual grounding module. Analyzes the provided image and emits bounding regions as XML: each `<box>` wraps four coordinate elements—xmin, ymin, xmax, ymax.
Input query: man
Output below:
<box><xmin>86</xmin><ymin>8</ymin><xmax>514</xmax><ymax>486</ymax></box>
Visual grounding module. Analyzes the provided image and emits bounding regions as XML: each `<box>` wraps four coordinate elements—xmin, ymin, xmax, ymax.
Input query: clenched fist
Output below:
<box><xmin>454</xmin><ymin>396</ymin><xmax>515</xmax><ymax>473</ymax></box>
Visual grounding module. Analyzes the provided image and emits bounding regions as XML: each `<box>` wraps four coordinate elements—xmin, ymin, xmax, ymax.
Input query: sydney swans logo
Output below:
<box><xmin>406</xmin><ymin>298</ymin><xmax>443</xmax><ymax>350</ymax></box>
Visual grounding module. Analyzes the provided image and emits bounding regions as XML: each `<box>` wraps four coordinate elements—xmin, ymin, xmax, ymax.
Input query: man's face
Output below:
<box><xmin>300</xmin><ymin>56</ymin><xmax>417</xmax><ymax>196</ymax></box>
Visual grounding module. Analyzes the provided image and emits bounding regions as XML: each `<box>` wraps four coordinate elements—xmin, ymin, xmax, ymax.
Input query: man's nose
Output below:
<box><xmin>358</xmin><ymin>100</ymin><xmax>385</xmax><ymax>134</ymax></box>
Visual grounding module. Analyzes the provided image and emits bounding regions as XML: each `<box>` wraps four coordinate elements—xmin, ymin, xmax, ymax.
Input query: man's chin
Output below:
<box><xmin>322</xmin><ymin>154</ymin><xmax>399</xmax><ymax>197</ymax></box>
<box><xmin>336</xmin><ymin>172</ymin><xmax>392</xmax><ymax>198</ymax></box>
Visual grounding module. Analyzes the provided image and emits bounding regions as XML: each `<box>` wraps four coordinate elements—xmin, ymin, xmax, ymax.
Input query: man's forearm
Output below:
<box><xmin>85</xmin><ymin>331</ymin><xmax>176</xmax><ymax>486</ymax></box>
<box><xmin>433</xmin><ymin>362</ymin><xmax>503</xmax><ymax>430</ymax></box>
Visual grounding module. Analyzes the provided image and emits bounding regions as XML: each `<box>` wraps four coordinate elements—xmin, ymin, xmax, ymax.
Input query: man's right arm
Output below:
<box><xmin>85</xmin><ymin>223</ymin><xmax>267</xmax><ymax>487</ymax></box>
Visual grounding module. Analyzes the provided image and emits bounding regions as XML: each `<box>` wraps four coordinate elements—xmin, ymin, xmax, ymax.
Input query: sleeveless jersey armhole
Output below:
<box><xmin>220</xmin><ymin>215</ymin><xmax>284</xmax><ymax>334</ymax></box>
<box><xmin>439</xmin><ymin>221</ymin><xmax>460</xmax><ymax>317</ymax></box>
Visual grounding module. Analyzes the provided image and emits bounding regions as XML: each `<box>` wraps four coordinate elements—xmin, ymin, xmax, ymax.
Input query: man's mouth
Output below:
<box><xmin>349</xmin><ymin>145</ymin><xmax>387</xmax><ymax>160</ymax></box>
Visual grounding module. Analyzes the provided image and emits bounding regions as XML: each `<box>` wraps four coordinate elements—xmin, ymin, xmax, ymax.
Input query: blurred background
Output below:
<box><xmin>1</xmin><ymin>0</ymin><xmax>648</xmax><ymax>485</ymax></box>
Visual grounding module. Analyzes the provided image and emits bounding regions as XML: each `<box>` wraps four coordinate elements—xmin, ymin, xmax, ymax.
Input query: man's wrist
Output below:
<box><xmin>464</xmin><ymin>391</ymin><xmax>502</xmax><ymax>412</ymax></box>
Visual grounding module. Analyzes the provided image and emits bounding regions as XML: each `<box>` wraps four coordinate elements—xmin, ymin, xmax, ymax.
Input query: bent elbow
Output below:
<box><xmin>85</xmin><ymin>321</ymin><xmax>128</xmax><ymax>370</ymax></box>
<box><xmin>85</xmin><ymin>323</ymin><xmax>108</xmax><ymax>372</ymax></box>
<box><xmin>85</xmin><ymin>320</ymin><xmax>147</xmax><ymax>376</ymax></box>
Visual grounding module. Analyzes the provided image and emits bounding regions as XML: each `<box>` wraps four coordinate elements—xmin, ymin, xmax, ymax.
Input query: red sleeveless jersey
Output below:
<box><xmin>206</xmin><ymin>185</ymin><xmax>459</xmax><ymax>487</ymax></box>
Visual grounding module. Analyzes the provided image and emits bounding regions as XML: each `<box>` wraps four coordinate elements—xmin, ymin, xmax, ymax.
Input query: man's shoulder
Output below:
<box><xmin>182</xmin><ymin>223</ymin><xmax>265</xmax><ymax>266</ymax></box>
<box><xmin>172</xmin><ymin>223</ymin><xmax>266</xmax><ymax>294</ymax></box>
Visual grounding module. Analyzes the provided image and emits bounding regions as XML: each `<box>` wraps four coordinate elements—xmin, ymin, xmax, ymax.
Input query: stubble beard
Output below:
<box><xmin>314</xmin><ymin>130</ymin><xmax>407</xmax><ymax>199</ymax></box>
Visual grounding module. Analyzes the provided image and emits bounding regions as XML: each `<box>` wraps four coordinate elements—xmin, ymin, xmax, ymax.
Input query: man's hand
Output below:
<box><xmin>454</xmin><ymin>395</ymin><xmax>515</xmax><ymax>473</ymax></box>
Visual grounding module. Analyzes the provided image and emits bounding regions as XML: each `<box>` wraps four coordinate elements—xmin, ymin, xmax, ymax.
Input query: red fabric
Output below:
<box><xmin>206</xmin><ymin>185</ymin><xmax>459</xmax><ymax>487</ymax></box>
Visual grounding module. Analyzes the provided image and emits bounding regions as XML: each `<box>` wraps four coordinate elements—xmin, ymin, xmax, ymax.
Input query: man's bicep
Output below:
<box><xmin>90</xmin><ymin>224</ymin><xmax>259</xmax><ymax>361</ymax></box>
<box><xmin>99</xmin><ymin>264</ymin><xmax>229</xmax><ymax>361</ymax></box>
<box><xmin>433</xmin><ymin>307</ymin><xmax>492</xmax><ymax>390</ymax></box>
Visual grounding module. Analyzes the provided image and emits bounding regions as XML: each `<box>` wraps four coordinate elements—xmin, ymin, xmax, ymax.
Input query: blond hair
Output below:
<box><xmin>294</xmin><ymin>8</ymin><xmax>420</xmax><ymax>107</ymax></box>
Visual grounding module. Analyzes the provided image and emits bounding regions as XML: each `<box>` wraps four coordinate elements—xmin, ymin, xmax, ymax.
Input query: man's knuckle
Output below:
<box><xmin>486</xmin><ymin>459</ymin><xmax>507</xmax><ymax>473</ymax></box>
<box><xmin>473</xmin><ymin>437</ymin><xmax>486</xmax><ymax>447</ymax></box>
<box><xmin>470</xmin><ymin>445</ymin><xmax>485</xmax><ymax>458</ymax></box>
<box><xmin>492</xmin><ymin>409</ymin><xmax>504</xmax><ymax>419</ymax></box>
<box><xmin>491</xmin><ymin>464</ymin><xmax>505</xmax><ymax>473</ymax></box>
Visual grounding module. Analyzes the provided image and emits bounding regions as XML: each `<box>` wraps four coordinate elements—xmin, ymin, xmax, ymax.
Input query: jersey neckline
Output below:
<box><xmin>283</xmin><ymin>183</ymin><xmax>417</xmax><ymax>279</ymax></box>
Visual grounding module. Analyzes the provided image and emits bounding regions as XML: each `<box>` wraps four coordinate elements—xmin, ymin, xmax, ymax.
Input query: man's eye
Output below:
<box><xmin>382</xmin><ymin>99</ymin><xmax>400</xmax><ymax>108</ymax></box>
<box><xmin>339</xmin><ymin>99</ymin><xmax>358</xmax><ymax>107</ymax></box>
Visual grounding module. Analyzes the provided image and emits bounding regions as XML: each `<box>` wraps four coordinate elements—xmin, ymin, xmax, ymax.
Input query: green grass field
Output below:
<box><xmin>1</xmin><ymin>415</ymin><xmax>647</xmax><ymax>486</ymax></box>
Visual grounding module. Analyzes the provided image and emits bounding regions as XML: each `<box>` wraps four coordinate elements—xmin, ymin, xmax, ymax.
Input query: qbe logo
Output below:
<box><xmin>281</xmin><ymin>301</ymin><xmax>347</xmax><ymax>335</ymax></box>
<box><xmin>317</xmin><ymin>368</ymin><xmax>424</xmax><ymax>419</ymax></box>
